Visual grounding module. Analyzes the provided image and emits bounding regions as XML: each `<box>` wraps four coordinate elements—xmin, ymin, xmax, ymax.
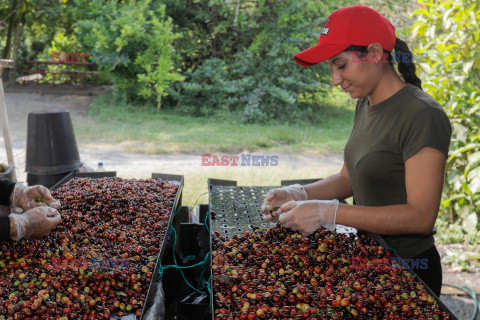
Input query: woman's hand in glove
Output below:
<box><xmin>261</xmin><ymin>184</ymin><xmax>307</xmax><ymax>222</ymax></box>
<box><xmin>11</xmin><ymin>184</ymin><xmax>61</xmax><ymax>213</ymax></box>
<box><xmin>9</xmin><ymin>207</ymin><xmax>61</xmax><ymax>240</ymax></box>
<box><xmin>278</xmin><ymin>199</ymin><xmax>339</xmax><ymax>235</ymax></box>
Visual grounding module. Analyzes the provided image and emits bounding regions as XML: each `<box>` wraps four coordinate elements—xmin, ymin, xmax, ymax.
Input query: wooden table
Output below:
<box><xmin>21</xmin><ymin>60</ymin><xmax>99</xmax><ymax>85</ymax></box>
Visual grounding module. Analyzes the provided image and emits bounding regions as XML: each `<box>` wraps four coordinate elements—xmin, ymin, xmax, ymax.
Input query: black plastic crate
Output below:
<box><xmin>51</xmin><ymin>172</ymin><xmax>184</xmax><ymax>319</ymax></box>
<box><xmin>207</xmin><ymin>180</ymin><xmax>458</xmax><ymax>320</ymax></box>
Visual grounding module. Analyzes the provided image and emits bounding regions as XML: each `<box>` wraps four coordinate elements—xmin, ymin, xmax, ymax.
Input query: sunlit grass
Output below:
<box><xmin>73</xmin><ymin>91</ymin><xmax>355</xmax><ymax>155</ymax></box>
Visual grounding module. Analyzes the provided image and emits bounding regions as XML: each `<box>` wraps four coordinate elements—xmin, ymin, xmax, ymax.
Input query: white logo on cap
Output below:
<box><xmin>321</xmin><ymin>17</ymin><xmax>331</xmax><ymax>35</ymax></box>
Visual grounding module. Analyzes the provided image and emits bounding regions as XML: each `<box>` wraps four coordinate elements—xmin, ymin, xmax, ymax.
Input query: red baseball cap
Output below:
<box><xmin>294</xmin><ymin>4</ymin><xmax>396</xmax><ymax>66</ymax></box>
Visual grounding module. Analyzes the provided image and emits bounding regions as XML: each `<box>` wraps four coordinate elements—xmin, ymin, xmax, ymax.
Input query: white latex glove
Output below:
<box><xmin>9</xmin><ymin>206</ymin><xmax>61</xmax><ymax>241</ymax></box>
<box><xmin>261</xmin><ymin>184</ymin><xmax>307</xmax><ymax>222</ymax></box>
<box><xmin>278</xmin><ymin>199</ymin><xmax>339</xmax><ymax>235</ymax></box>
<box><xmin>11</xmin><ymin>183</ymin><xmax>61</xmax><ymax>213</ymax></box>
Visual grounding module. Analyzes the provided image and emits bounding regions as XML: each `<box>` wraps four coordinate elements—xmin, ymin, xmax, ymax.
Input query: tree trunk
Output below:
<box><xmin>7</xmin><ymin>21</ymin><xmax>23</xmax><ymax>87</ymax></box>
<box><xmin>234</xmin><ymin>0</ymin><xmax>240</xmax><ymax>25</ymax></box>
<box><xmin>2</xmin><ymin>0</ymin><xmax>19</xmax><ymax>60</ymax></box>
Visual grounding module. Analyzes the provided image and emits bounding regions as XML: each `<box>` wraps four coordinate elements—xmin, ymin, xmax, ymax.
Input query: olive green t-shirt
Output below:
<box><xmin>344</xmin><ymin>83</ymin><xmax>451</xmax><ymax>258</ymax></box>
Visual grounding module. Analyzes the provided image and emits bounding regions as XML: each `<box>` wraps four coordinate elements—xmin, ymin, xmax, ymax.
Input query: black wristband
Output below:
<box><xmin>0</xmin><ymin>178</ymin><xmax>15</xmax><ymax>206</ymax></box>
<box><xmin>0</xmin><ymin>216</ymin><xmax>11</xmax><ymax>241</ymax></box>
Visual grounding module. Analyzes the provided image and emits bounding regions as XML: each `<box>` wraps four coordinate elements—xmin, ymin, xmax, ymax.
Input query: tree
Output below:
<box><xmin>1</xmin><ymin>0</ymin><xmax>74</xmax><ymax>82</ymax></box>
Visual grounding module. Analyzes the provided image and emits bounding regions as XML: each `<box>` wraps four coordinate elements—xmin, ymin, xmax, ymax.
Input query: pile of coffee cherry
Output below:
<box><xmin>212</xmin><ymin>226</ymin><xmax>451</xmax><ymax>320</ymax></box>
<box><xmin>0</xmin><ymin>177</ymin><xmax>178</xmax><ymax>319</ymax></box>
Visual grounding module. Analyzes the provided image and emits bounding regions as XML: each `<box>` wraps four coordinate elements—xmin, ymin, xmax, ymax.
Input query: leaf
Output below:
<box><xmin>466</xmin><ymin>151</ymin><xmax>480</xmax><ymax>172</ymax></box>
<box><xmin>448</xmin><ymin>144</ymin><xmax>480</xmax><ymax>163</ymax></box>
<box><xmin>452</xmin><ymin>123</ymin><xmax>469</xmax><ymax>142</ymax></box>
<box><xmin>448</xmin><ymin>171</ymin><xmax>465</xmax><ymax>190</ymax></box>
<box><xmin>463</xmin><ymin>60</ymin><xmax>475</xmax><ymax>74</ymax></box>
<box><xmin>467</xmin><ymin>167</ymin><xmax>480</xmax><ymax>194</ymax></box>
<box><xmin>440</xmin><ymin>1</ymin><xmax>455</xmax><ymax>8</ymax></box>
<box><xmin>419</xmin><ymin>63</ymin><xmax>432</xmax><ymax>75</ymax></box>
<box><xmin>443</xmin><ymin>6</ymin><xmax>455</xmax><ymax>29</ymax></box>
<box><xmin>442</xmin><ymin>193</ymin><xmax>468</xmax><ymax>207</ymax></box>
<box><xmin>462</xmin><ymin>212</ymin><xmax>478</xmax><ymax>236</ymax></box>
<box><xmin>457</xmin><ymin>205</ymin><xmax>471</xmax><ymax>219</ymax></box>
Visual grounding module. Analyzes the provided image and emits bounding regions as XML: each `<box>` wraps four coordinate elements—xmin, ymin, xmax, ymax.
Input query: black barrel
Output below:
<box><xmin>25</xmin><ymin>111</ymin><xmax>81</xmax><ymax>187</ymax></box>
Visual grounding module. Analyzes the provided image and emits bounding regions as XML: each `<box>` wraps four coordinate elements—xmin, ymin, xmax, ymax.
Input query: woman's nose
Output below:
<box><xmin>331</xmin><ymin>71</ymin><xmax>342</xmax><ymax>86</ymax></box>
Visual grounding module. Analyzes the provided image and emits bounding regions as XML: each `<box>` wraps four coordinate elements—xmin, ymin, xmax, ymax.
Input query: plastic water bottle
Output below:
<box><xmin>96</xmin><ymin>162</ymin><xmax>105</xmax><ymax>172</ymax></box>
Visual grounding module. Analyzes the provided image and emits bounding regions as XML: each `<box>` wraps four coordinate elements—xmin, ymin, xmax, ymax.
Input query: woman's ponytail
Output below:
<box><xmin>394</xmin><ymin>38</ymin><xmax>422</xmax><ymax>90</ymax></box>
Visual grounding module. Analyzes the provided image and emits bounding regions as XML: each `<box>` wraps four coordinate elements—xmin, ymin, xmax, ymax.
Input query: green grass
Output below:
<box><xmin>74</xmin><ymin>90</ymin><xmax>355</xmax><ymax>155</ymax></box>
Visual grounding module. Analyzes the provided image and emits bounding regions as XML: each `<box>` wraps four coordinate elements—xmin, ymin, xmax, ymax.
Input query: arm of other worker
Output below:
<box><xmin>0</xmin><ymin>178</ymin><xmax>16</xmax><ymax>241</ymax></box>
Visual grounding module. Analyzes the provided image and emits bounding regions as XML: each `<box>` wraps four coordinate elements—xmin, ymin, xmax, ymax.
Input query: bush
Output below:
<box><xmin>412</xmin><ymin>0</ymin><xmax>480</xmax><ymax>242</ymax></box>
<box><xmin>169</xmin><ymin>0</ymin><xmax>352</xmax><ymax>123</ymax></box>
<box><xmin>36</xmin><ymin>30</ymin><xmax>83</xmax><ymax>84</ymax></box>
<box><xmin>75</xmin><ymin>0</ymin><xmax>184</xmax><ymax>107</ymax></box>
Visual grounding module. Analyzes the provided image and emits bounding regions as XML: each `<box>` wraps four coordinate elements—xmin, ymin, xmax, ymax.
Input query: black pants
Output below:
<box><xmin>411</xmin><ymin>245</ymin><xmax>443</xmax><ymax>297</ymax></box>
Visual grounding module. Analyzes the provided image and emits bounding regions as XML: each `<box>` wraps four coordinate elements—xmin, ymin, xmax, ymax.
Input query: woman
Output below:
<box><xmin>261</xmin><ymin>4</ymin><xmax>451</xmax><ymax>297</ymax></box>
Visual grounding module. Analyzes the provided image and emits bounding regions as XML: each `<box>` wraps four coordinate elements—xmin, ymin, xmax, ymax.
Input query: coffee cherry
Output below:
<box><xmin>212</xmin><ymin>226</ymin><xmax>450</xmax><ymax>319</ymax></box>
<box><xmin>0</xmin><ymin>177</ymin><xmax>178</xmax><ymax>319</ymax></box>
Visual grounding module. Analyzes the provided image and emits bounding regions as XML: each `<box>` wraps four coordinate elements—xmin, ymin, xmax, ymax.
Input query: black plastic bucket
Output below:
<box><xmin>0</xmin><ymin>165</ymin><xmax>14</xmax><ymax>181</ymax></box>
<box><xmin>25</xmin><ymin>111</ymin><xmax>81</xmax><ymax>187</ymax></box>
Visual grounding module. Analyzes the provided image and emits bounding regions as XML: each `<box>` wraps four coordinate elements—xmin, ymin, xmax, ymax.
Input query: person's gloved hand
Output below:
<box><xmin>278</xmin><ymin>199</ymin><xmax>339</xmax><ymax>235</ymax></box>
<box><xmin>261</xmin><ymin>184</ymin><xmax>307</xmax><ymax>222</ymax></box>
<box><xmin>9</xmin><ymin>207</ymin><xmax>61</xmax><ymax>241</ymax></box>
<box><xmin>11</xmin><ymin>183</ymin><xmax>61</xmax><ymax>213</ymax></box>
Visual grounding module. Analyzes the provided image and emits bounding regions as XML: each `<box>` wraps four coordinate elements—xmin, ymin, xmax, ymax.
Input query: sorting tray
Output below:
<box><xmin>52</xmin><ymin>171</ymin><xmax>184</xmax><ymax>319</ymax></box>
<box><xmin>208</xmin><ymin>181</ymin><xmax>458</xmax><ymax>320</ymax></box>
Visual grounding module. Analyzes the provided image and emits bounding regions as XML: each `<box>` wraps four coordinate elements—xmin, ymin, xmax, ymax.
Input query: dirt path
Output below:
<box><xmin>1</xmin><ymin>89</ymin><xmax>479</xmax><ymax>318</ymax></box>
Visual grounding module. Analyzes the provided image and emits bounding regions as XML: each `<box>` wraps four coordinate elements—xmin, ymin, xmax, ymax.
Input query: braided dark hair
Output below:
<box><xmin>344</xmin><ymin>38</ymin><xmax>422</xmax><ymax>90</ymax></box>
<box><xmin>392</xmin><ymin>38</ymin><xmax>422</xmax><ymax>89</ymax></box>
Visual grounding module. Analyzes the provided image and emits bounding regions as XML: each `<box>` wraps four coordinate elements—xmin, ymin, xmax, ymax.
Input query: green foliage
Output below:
<box><xmin>7</xmin><ymin>0</ymin><xmax>420</xmax><ymax>121</ymax></box>
<box><xmin>359</xmin><ymin>0</ymin><xmax>419</xmax><ymax>39</ymax></box>
<box><xmin>169</xmin><ymin>0</ymin><xmax>352</xmax><ymax>122</ymax></box>
<box><xmin>441</xmin><ymin>245</ymin><xmax>480</xmax><ymax>272</ymax></box>
<box><xmin>412</xmin><ymin>0</ymin><xmax>480</xmax><ymax>242</ymax></box>
<box><xmin>162</xmin><ymin>0</ymin><xmax>253</xmax><ymax>71</ymax></box>
<box><xmin>47</xmin><ymin>31</ymin><xmax>80</xmax><ymax>56</ymax></box>
<box><xmin>1</xmin><ymin>0</ymin><xmax>77</xmax><ymax>73</ymax></box>
<box><xmin>34</xmin><ymin>31</ymin><xmax>84</xmax><ymax>83</ymax></box>
<box><xmin>74</xmin><ymin>0</ymin><xmax>184</xmax><ymax>107</ymax></box>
